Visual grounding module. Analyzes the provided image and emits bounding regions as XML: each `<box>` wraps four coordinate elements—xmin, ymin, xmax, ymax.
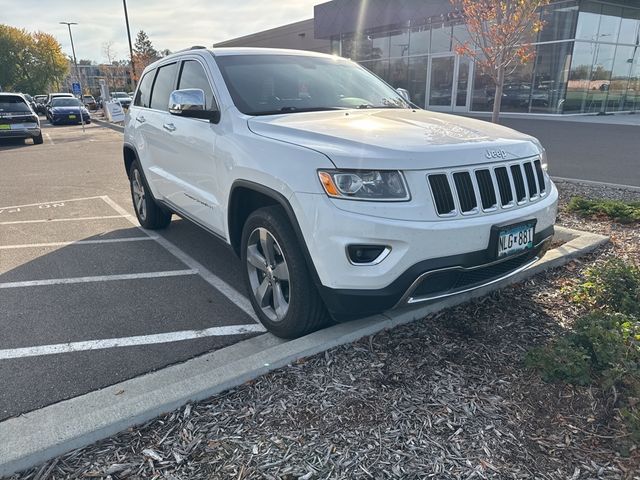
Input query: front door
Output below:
<box><xmin>427</xmin><ymin>54</ymin><xmax>473</xmax><ymax>112</ymax></box>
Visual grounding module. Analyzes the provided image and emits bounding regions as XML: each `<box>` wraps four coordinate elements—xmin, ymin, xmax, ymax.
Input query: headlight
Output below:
<box><xmin>318</xmin><ymin>169</ymin><xmax>410</xmax><ymax>201</ymax></box>
<box><xmin>531</xmin><ymin>138</ymin><xmax>548</xmax><ymax>171</ymax></box>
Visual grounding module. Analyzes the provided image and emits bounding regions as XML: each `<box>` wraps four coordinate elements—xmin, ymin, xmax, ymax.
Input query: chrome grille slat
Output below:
<box><xmin>427</xmin><ymin>157</ymin><xmax>546</xmax><ymax>218</ymax></box>
<box><xmin>510</xmin><ymin>165</ymin><xmax>527</xmax><ymax>202</ymax></box>
<box><xmin>534</xmin><ymin>159</ymin><xmax>546</xmax><ymax>193</ymax></box>
<box><xmin>523</xmin><ymin>162</ymin><xmax>538</xmax><ymax>198</ymax></box>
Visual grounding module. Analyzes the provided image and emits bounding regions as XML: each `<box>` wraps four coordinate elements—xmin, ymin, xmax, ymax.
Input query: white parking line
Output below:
<box><xmin>0</xmin><ymin>270</ymin><xmax>198</xmax><ymax>289</ymax></box>
<box><xmin>0</xmin><ymin>196</ymin><xmax>103</xmax><ymax>210</ymax></box>
<box><xmin>44</xmin><ymin>132</ymin><xmax>54</xmax><ymax>145</ymax></box>
<box><xmin>100</xmin><ymin>196</ymin><xmax>259</xmax><ymax>322</ymax></box>
<box><xmin>0</xmin><ymin>215</ymin><xmax>128</xmax><ymax>226</ymax></box>
<box><xmin>0</xmin><ymin>324</ymin><xmax>266</xmax><ymax>360</ymax></box>
<box><xmin>0</xmin><ymin>237</ymin><xmax>157</xmax><ymax>250</ymax></box>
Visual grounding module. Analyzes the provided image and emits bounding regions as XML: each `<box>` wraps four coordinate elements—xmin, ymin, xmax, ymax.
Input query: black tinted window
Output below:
<box><xmin>178</xmin><ymin>60</ymin><xmax>215</xmax><ymax>110</ymax></box>
<box><xmin>0</xmin><ymin>96</ymin><xmax>30</xmax><ymax>113</ymax></box>
<box><xmin>135</xmin><ymin>70</ymin><xmax>155</xmax><ymax>108</ymax></box>
<box><xmin>150</xmin><ymin>63</ymin><xmax>177</xmax><ymax>111</ymax></box>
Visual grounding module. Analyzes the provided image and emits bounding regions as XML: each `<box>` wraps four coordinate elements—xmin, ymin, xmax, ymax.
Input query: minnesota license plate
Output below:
<box><xmin>0</xmin><ymin>124</ymin><xmax>10</xmax><ymax>130</ymax></box>
<box><xmin>497</xmin><ymin>222</ymin><xmax>535</xmax><ymax>258</ymax></box>
<box><xmin>68</xmin><ymin>115</ymin><xmax>76</xmax><ymax>119</ymax></box>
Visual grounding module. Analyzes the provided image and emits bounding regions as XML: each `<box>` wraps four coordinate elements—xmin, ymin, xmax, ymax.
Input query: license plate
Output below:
<box><xmin>497</xmin><ymin>222</ymin><xmax>535</xmax><ymax>258</ymax></box>
<box><xmin>68</xmin><ymin>115</ymin><xmax>76</xmax><ymax>119</ymax></box>
<box><xmin>0</xmin><ymin>124</ymin><xmax>10</xmax><ymax>130</ymax></box>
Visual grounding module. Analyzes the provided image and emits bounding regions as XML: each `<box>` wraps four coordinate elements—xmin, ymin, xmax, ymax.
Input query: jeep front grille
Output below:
<box><xmin>428</xmin><ymin>158</ymin><xmax>546</xmax><ymax>217</ymax></box>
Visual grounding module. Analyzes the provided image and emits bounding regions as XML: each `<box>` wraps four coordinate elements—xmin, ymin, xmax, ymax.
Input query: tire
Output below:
<box><xmin>128</xmin><ymin>159</ymin><xmax>172</xmax><ymax>229</ymax></box>
<box><xmin>241</xmin><ymin>206</ymin><xmax>330</xmax><ymax>339</ymax></box>
<box><xmin>33</xmin><ymin>133</ymin><xmax>43</xmax><ymax>145</ymax></box>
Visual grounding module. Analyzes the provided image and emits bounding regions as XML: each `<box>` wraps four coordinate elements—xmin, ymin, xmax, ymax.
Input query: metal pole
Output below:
<box><xmin>123</xmin><ymin>0</ymin><xmax>137</xmax><ymax>89</ymax></box>
<box><xmin>60</xmin><ymin>21</ymin><xmax>85</xmax><ymax>133</ymax></box>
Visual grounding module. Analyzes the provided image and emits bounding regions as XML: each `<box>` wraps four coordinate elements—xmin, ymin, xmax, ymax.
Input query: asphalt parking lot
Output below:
<box><xmin>0</xmin><ymin>119</ymin><xmax>265</xmax><ymax>421</ymax></box>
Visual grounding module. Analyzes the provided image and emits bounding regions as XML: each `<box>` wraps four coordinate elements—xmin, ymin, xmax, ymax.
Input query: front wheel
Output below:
<box><xmin>128</xmin><ymin>160</ymin><xmax>171</xmax><ymax>229</ymax></box>
<box><xmin>241</xmin><ymin>206</ymin><xmax>330</xmax><ymax>339</ymax></box>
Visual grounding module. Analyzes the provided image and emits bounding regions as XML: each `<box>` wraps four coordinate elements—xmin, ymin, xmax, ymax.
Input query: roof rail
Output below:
<box><xmin>174</xmin><ymin>45</ymin><xmax>208</xmax><ymax>54</ymax></box>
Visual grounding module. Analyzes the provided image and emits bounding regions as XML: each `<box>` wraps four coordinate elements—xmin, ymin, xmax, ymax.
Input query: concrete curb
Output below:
<box><xmin>90</xmin><ymin>117</ymin><xmax>124</xmax><ymax>133</ymax></box>
<box><xmin>0</xmin><ymin>226</ymin><xmax>609</xmax><ymax>477</ymax></box>
<box><xmin>551</xmin><ymin>177</ymin><xmax>640</xmax><ymax>192</ymax></box>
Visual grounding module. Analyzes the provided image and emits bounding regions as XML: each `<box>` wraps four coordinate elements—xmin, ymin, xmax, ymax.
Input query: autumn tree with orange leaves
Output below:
<box><xmin>450</xmin><ymin>0</ymin><xmax>549</xmax><ymax>123</ymax></box>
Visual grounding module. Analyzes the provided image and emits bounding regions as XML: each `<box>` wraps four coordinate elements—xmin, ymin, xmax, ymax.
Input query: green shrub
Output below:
<box><xmin>525</xmin><ymin>337</ymin><xmax>592</xmax><ymax>385</ymax></box>
<box><xmin>569</xmin><ymin>258</ymin><xmax>640</xmax><ymax>316</ymax></box>
<box><xmin>567</xmin><ymin>196</ymin><xmax>640</xmax><ymax>224</ymax></box>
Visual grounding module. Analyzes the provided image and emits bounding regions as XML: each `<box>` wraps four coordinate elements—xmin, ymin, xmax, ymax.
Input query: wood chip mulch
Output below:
<box><xmin>9</xmin><ymin>181</ymin><xmax>640</xmax><ymax>480</ymax></box>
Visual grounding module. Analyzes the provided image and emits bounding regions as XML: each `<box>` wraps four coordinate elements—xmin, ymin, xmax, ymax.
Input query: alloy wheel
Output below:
<box><xmin>246</xmin><ymin>227</ymin><xmax>291</xmax><ymax>322</ymax></box>
<box><xmin>131</xmin><ymin>169</ymin><xmax>147</xmax><ymax>221</ymax></box>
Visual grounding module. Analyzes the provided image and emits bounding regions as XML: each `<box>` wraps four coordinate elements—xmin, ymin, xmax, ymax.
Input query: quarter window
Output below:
<box><xmin>150</xmin><ymin>63</ymin><xmax>177</xmax><ymax>111</ymax></box>
<box><xmin>178</xmin><ymin>60</ymin><xmax>216</xmax><ymax>110</ymax></box>
<box><xmin>134</xmin><ymin>70</ymin><xmax>155</xmax><ymax>108</ymax></box>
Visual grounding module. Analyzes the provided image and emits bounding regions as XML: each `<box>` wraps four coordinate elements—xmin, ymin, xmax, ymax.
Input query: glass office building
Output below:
<box><xmin>315</xmin><ymin>0</ymin><xmax>640</xmax><ymax>115</ymax></box>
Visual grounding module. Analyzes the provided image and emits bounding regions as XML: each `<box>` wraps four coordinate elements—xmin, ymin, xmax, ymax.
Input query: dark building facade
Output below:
<box><xmin>217</xmin><ymin>0</ymin><xmax>640</xmax><ymax>115</ymax></box>
<box><xmin>214</xmin><ymin>19</ymin><xmax>331</xmax><ymax>54</ymax></box>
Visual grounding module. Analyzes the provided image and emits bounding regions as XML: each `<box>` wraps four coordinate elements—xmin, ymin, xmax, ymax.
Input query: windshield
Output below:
<box><xmin>215</xmin><ymin>54</ymin><xmax>410</xmax><ymax>116</ymax></box>
<box><xmin>52</xmin><ymin>98</ymin><xmax>82</xmax><ymax>107</ymax></box>
<box><xmin>0</xmin><ymin>96</ymin><xmax>31</xmax><ymax>113</ymax></box>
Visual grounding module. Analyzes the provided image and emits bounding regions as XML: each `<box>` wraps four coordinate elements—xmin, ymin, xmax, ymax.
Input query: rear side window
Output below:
<box><xmin>135</xmin><ymin>70</ymin><xmax>155</xmax><ymax>108</ymax></box>
<box><xmin>150</xmin><ymin>63</ymin><xmax>177</xmax><ymax>111</ymax></box>
<box><xmin>0</xmin><ymin>96</ymin><xmax>30</xmax><ymax>113</ymax></box>
<box><xmin>177</xmin><ymin>60</ymin><xmax>216</xmax><ymax>110</ymax></box>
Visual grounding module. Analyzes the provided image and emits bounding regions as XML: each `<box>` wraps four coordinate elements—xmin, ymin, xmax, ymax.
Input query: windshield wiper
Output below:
<box><xmin>250</xmin><ymin>106</ymin><xmax>347</xmax><ymax>116</ymax></box>
<box><xmin>357</xmin><ymin>104</ymin><xmax>406</xmax><ymax>109</ymax></box>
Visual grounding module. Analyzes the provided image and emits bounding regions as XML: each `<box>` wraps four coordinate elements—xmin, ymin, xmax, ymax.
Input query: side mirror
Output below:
<box><xmin>169</xmin><ymin>88</ymin><xmax>220</xmax><ymax>122</ymax></box>
<box><xmin>396</xmin><ymin>88</ymin><xmax>410</xmax><ymax>102</ymax></box>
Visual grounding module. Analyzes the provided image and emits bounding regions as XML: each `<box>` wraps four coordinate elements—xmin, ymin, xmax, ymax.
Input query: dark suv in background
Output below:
<box><xmin>0</xmin><ymin>93</ymin><xmax>43</xmax><ymax>145</ymax></box>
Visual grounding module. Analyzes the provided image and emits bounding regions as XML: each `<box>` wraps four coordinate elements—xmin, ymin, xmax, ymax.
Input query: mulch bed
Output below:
<box><xmin>9</xmin><ymin>181</ymin><xmax>640</xmax><ymax>480</ymax></box>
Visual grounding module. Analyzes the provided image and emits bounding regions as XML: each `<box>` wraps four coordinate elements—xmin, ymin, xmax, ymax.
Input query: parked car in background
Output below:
<box><xmin>124</xmin><ymin>47</ymin><xmax>558</xmax><ymax>339</ymax></box>
<box><xmin>83</xmin><ymin>95</ymin><xmax>98</xmax><ymax>110</ymax></box>
<box><xmin>0</xmin><ymin>92</ymin><xmax>43</xmax><ymax>144</ymax></box>
<box><xmin>34</xmin><ymin>95</ymin><xmax>48</xmax><ymax>115</ymax></box>
<box><xmin>111</xmin><ymin>91</ymin><xmax>132</xmax><ymax>109</ymax></box>
<box><xmin>22</xmin><ymin>93</ymin><xmax>37</xmax><ymax>112</ymax></box>
<box><xmin>47</xmin><ymin>97</ymin><xmax>91</xmax><ymax>125</ymax></box>
<box><xmin>44</xmin><ymin>92</ymin><xmax>74</xmax><ymax>110</ymax></box>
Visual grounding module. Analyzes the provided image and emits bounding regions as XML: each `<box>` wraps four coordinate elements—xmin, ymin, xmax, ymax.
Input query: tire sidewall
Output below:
<box><xmin>129</xmin><ymin>160</ymin><xmax>153</xmax><ymax>228</ymax></box>
<box><xmin>241</xmin><ymin>208</ymin><xmax>317</xmax><ymax>338</ymax></box>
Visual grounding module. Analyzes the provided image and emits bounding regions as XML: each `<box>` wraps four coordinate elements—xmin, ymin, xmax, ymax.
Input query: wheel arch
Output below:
<box><xmin>228</xmin><ymin>180</ymin><xmax>322</xmax><ymax>288</ymax></box>
<box><xmin>123</xmin><ymin>142</ymin><xmax>137</xmax><ymax>177</ymax></box>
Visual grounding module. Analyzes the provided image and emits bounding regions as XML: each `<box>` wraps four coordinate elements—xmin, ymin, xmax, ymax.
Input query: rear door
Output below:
<box><xmin>160</xmin><ymin>57</ymin><xmax>224</xmax><ymax>233</ymax></box>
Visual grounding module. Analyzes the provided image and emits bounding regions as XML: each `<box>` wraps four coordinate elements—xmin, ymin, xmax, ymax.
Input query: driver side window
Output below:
<box><xmin>177</xmin><ymin>60</ymin><xmax>216</xmax><ymax>110</ymax></box>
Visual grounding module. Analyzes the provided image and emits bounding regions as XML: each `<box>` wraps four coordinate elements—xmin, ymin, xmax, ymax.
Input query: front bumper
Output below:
<box><xmin>291</xmin><ymin>183</ymin><xmax>558</xmax><ymax>318</ymax></box>
<box><xmin>318</xmin><ymin>228</ymin><xmax>552</xmax><ymax>319</ymax></box>
<box><xmin>51</xmin><ymin>113</ymin><xmax>91</xmax><ymax>124</ymax></box>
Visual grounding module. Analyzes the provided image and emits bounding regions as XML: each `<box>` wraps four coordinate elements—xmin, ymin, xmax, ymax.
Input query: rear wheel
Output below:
<box><xmin>33</xmin><ymin>133</ymin><xmax>43</xmax><ymax>145</ymax></box>
<box><xmin>241</xmin><ymin>206</ymin><xmax>330</xmax><ymax>338</ymax></box>
<box><xmin>128</xmin><ymin>160</ymin><xmax>171</xmax><ymax>229</ymax></box>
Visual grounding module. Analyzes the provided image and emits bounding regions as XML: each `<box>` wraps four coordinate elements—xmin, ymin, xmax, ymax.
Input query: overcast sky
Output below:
<box><xmin>1</xmin><ymin>0</ymin><xmax>318</xmax><ymax>62</ymax></box>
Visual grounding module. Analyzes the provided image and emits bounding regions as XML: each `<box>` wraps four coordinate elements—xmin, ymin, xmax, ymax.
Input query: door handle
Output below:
<box><xmin>163</xmin><ymin>123</ymin><xmax>176</xmax><ymax>132</ymax></box>
<box><xmin>136</xmin><ymin>115</ymin><xmax>146</xmax><ymax>123</ymax></box>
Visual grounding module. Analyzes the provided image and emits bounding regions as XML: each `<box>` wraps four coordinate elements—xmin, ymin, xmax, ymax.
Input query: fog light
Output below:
<box><xmin>347</xmin><ymin>245</ymin><xmax>390</xmax><ymax>264</ymax></box>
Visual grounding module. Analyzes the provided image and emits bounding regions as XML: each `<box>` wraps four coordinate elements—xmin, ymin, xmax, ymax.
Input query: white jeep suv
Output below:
<box><xmin>124</xmin><ymin>47</ymin><xmax>558</xmax><ymax>339</ymax></box>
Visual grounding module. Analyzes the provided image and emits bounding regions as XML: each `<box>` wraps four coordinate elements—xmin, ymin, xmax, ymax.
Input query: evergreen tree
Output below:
<box><xmin>133</xmin><ymin>30</ymin><xmax>159</xmax><ymax>71</ymax></box>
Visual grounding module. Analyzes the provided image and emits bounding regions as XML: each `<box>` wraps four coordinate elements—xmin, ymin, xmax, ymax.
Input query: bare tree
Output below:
<box><xmin>451</xmin><ymin>0</ymin><xmax>549</xmax><ymax>123</ymax></box>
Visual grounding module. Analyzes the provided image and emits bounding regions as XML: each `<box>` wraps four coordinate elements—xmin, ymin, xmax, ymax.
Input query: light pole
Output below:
<box><xmin>122</xmin><ymin>0</ymin><xmax>137</xmax><ymax>89</ymax></box>
<box><xmin>60</xmin><ymin>21</ymin><xmax>85</xmax><ymax>133</ymax></box>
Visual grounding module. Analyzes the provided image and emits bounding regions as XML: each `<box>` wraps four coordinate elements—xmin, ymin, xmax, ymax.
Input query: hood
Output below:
<box><xmin>248</xmin><ymin>109</ymin><xmax>540</xmax><ymax>170</ymax></box>
<box><xmin>52</xmin><ymin>106</ymin><xmax>86</xmax><ymax>113</ymax></box>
